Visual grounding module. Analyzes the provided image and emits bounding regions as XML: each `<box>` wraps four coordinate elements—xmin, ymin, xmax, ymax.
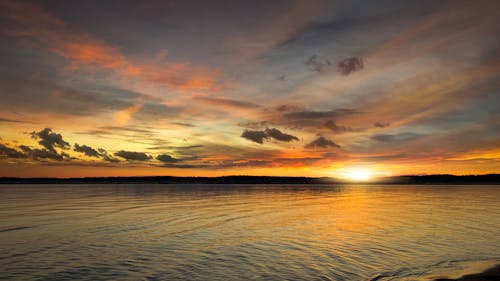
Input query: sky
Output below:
<box><xmin>0</xmin><ymin>0</ymin><xmax>499</xmax><ymax>178</ymax></box>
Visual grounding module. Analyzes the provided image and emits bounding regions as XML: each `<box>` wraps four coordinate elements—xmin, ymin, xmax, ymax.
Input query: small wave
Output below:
<box><xmin>0</xmin><ymin>226</ymin><xmax>33</xmax><ymax>233</ymax></box>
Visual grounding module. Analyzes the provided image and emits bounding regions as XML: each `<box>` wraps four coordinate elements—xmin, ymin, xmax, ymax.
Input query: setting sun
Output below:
<box><xmin>345</xmin><ymin>169</ymin><xmax>372</xmax><ymax>181</ymax></box>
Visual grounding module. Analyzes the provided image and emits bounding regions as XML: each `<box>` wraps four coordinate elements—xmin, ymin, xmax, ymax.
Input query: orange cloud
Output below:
<box><xmin>113</xmin><ymin>104</ymin><xmax>142</xmax><ymax>125</ymax></box>
<box><xmin>0</xmin><ymin>0</ymin><xmax>220</xmax><ymax>92</ymax></box>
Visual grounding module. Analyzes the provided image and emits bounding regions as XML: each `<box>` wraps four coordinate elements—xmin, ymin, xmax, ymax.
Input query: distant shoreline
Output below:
<box><xmin>0</xmin><ymin>174</ymin><xmax>499</xmax><ymax>184</ymax></box>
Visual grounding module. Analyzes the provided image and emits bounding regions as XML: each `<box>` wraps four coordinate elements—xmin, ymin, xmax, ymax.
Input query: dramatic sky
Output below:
<box><xmin>0</xmin><ymin>0</ymin><xmax>499</xmax><ymax>178</ymax></box>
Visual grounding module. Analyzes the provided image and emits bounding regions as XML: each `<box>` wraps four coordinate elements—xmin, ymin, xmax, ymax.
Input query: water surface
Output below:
<box><xmin>1</xmin><ymin>184</ymin><xmax>499</xmax><ymax>280</ymax></box>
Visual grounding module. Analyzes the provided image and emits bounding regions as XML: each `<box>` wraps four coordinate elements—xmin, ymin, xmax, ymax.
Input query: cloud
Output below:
<box><xmin>171</xmin><ymin>122</ymin><xmax>196</xmax><ymax>127</ymax></box>
<box><xmin>238</xmin><ymin>121</ymin><xmax>269</xmax><ymax>130</ymax></box>
<box><xmin>195</xmin><ymin>97</ymin><xmax>260</xmax><ymax>109</ymax></box>
<box><xmin>305</xmin><ymin>55</ymin><xmax>364</xmax><ymax>75</ymax></box>
<box><xmin>76</xmin><ymin>126</ymin><xmax>162</xmax><ymax>146</ymax></box>
<box><xmin>0</xmin><ymin>143</ymin><xmax>26</xmax><ymax>158</ymax></box>
<box><xmin>0</xmin><ymin>80</ymin><xmax>139</xmax><ymax>117</ymax></box>
<box><xmin>1</xmin><ymin>128</ymin><xmax>71</xmax><ymax>162</ymax></box>
<box><xmin>0</xmin><ymin>117</ymin><xmax>31</xmax><ymax>124</ymax></box>
<box><xmin>359</xmin><ymin>153</ymin><xmax>408</xmax><ymax>162</ymax></box>
<box><xmin>374</xmin><ymin>122</ymin><xmax>390</xmax><ymax>128</ymax></box>
<box><xmin>0</xmin><ymin>1</ymin><xmax>220</xmax><ymax>92</ymax></box>
<box><xmin>305</xmin><ymin>136</ymin><xmax>340</xmax><ymax>149</ymax></box>
<box><xmin>156</xmin><ymin>154</ymin><xmax>179</xmax><ymax>163</ymax></box>
<box><xmin>206</xmin><ymin>157</ymin><xmax>326</xmax><ymax>169</ymax></box>
<box><xmin>74</xmin><ymin>144</ymin><xmax>101</xmax><ymax>158</ymax></box>
<box><xmin>266</xmin><ymin>107</ymin><xmax>360</xmax><ymax>132</ymax></box>
<box><xmin>114</xmin><ymin>150</ymin><xmax>152</xmax><ymax>161</ymax></box>
<box><xmin>241</xmin><ymin>130</ymin><xmax>268</xmax><ymax>144</ymax></box>
<box><xmin>324</xmin><ymin>120</ymin><xmax>353</xmax><ymax>133</ymax></box>
<box><xmin>113</xmin><ymin>104</ymin><xmax>142</xmax><ymax>126</ymax></box>
<box><xmin>161</xmin><ymin>163</ymin><xmax>209</xmax><ymax>169</ymax></box>
<box><xmin>82</xmin><ymin>126</ymin><xmax>157</xmax><ymax>135</ymax></box>
<box><xmin>371</xmin><ymin>132</ymin><xmax>422</xmax><ymax>142</ymax></box>
<box><xmin>264</xmin><ymin>128</ymin><xmax>299</xmax><ymax>142</ymax></box>
<box><xmin>241</xmin><ymin>128</ymin><xmax>299</xmax><ymax>144</ymax></box>
<box><xmin>305</xmin><ymin>54</ymin><xmax>331</xmax><ymax>72</ymax></box>
<box><xmin>276</xmin><ymin>105</ymin><xmax>301</xmax><ymax>112</ymax></box>
<box><xmin>337</xmin><ymin>57</ymin><xmax>364</xmax><ymax>75</ymax></box>
<box><xmin>31</xmin><ymin>128</ymin><xmax>70</xmax><ymax>153</ymax></box>
<box><xmin>19</xmin><ymin>145</ymin><xmax>67</xmax><ymax>161</ymax></box>
<box><xmin>284</xmin><ymin>109</ymin><xmax>356</xmax><ymax>120</ymax></box>
<box><xmin>147</xmin><ymin>145</ymin><xmax>203</xmax><ymax>151</ymax></box>
<box><xmin>98</xmin><ymin>148</ymin><xmax>120</xmax><ymax>163</ymax></box>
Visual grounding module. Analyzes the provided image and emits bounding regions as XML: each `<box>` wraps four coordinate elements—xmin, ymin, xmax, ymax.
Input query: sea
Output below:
<box><xmin>1</xmin><ymin>184</ymin><xmax>499</xmax><ymax>280</ymax></box>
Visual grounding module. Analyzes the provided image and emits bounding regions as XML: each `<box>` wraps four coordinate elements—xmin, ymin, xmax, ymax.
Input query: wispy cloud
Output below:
<box><xmin>0</xmin><ymin>0</ymin><xmax>221</xmax><ymax>92</ymax></box>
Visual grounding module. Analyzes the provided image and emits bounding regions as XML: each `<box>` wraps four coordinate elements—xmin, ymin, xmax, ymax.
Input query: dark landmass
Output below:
<box><xmin>0</xmin><ymin>174</ymin><xmax>499</xmax><ymax>184</ymax></box>
<box><xmin>433</xmin><ymin>264</ymin><xmax>500</xmax><ymax>281</ymax></box>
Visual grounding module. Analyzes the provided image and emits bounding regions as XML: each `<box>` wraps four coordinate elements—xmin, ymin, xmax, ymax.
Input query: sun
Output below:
<box><xmin>345</xmin><ymin>169</ymin><xmax>372</xmax><ymax>181</ymax></box>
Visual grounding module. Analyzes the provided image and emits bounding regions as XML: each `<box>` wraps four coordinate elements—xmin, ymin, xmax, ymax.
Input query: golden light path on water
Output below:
<box><xmin>1</xmin><ymin>184</ymin><xmax>499</xmax><ymax>280</ymax></box>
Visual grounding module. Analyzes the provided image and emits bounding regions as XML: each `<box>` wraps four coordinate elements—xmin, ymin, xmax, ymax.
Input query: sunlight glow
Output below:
<box><xmin>345</xmin><ymin>169</ymin><xmax>372</xmax><ymax>181</ymax></box>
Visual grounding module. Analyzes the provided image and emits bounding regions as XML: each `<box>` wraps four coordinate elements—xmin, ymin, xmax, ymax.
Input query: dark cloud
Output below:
<box><xmin>284</xmin><ymin>109</ymin><xmax>356</xmax><ymax>120</ymax></box>
<box><xmin>0</xmin><ymin>143</ymin><xmax>26</xmax><ymax>158</ymax></box>
<box><xmin>19</xmin><ymin>145</ymin><xmax>67</xmax><ymax>161</ymax></box>
<box><xmin>0</xmin><ymin>117</ymin><xmax>31</xmax><ymax>124</ymax></box>
<box><xmin>100</xmin><ymin>148</ymin><xmax>120</xmax><ymax>163</ymax></box>
<box><xmin>337</xmin><ymin>57</ymin><xmax>364</xmax><ymax>75</ymax></box>
<box><xmin>305</xmin><ymin>54</ymin><xmax>332</xmax><ymax>72</ymax></box>
<box><xmin>371</xmin><ymin>132</ymin><xmax>422</xmax><ymax>142</ymax></box>
<box><xmin>1</xmin><ymin>128</ymin><xmax>71</xmax><ymax>162</ymax></box>
<box><xmin>31</xmin><ymin>128</ymin><xmax>70</xmax><ymax>153</ymax></box>
<box><xmin>195</xmin><ymin>97</ymin><xmax>260</xmax><ymax>109</ymax></box>
<box><xmin>74</xmin><ymin>144</ymin><xmax>101</xmax><ymax>158</ymax></box>
<box><xmin>241</xmin><ymin>130</ymin><xmax>267</xmax><ymax>144</ymax></box>
<box><xmin>324</xmin><ymin>120</ymin><xmax>353</xmax><ymax>133</ymax></box>
<box><xmin>305</xmin><ymin>136</ymin><xmax>340</xmax><ymax>149</ymax></box>
<box><xmin>374</xmin><ymin>122</ymin><xmax>390</xmax><ymax>128</ymax></box>
<box><xmin>156</xmin><ymin>154</ymin><xmax>179</xmax><ymax>163</ymax></box>
<box><xmin>114</xmin><ymin>150</ymin><xmax>152</xmax><ymax>161</ymax></box>
<box><xmin>264</xmin><ymin>128</ymin><xmax>299</xmax><ymax>142</ymax></box>
<box><xmin>241</xmin><ymin>128</ymin><xmax>299</xmax><ymax>144</ymax></box>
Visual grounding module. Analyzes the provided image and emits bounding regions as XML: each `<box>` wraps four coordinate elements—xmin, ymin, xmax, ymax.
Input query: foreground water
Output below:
<box><xmin>0</xmin><ymin>184</ymin><xmax>499</xmax><ymax>280</ymax></box>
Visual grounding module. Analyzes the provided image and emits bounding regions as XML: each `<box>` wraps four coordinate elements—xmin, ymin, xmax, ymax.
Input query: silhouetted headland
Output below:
<box><xmin>433</xmin><ymin>264</ymin><xmax>500</xmax><ymax>281</ymax></box>
<box><xmin>0</xmin><ymin>174</ymin><xmax>499</xmax><ymax>184</ymax></box>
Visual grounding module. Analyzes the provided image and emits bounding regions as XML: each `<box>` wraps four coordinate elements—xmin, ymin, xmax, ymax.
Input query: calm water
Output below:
<box><xmin>1</xmin><ymin>184</ymin><xmax>499</xmax><ymax>280</ymax></box>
